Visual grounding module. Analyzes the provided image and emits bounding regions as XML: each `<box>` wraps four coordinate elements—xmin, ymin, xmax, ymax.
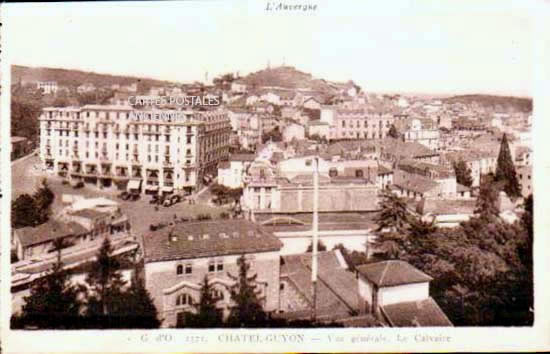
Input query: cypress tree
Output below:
<box><xmin>227</xmin><ymin>255</ymin><xmax>266</xmax><ymax>327</ymax></box>
<box><xmin>495</xmin><ymin>134</ymin><xmax>521</xmax><ymax>198</ymax></box>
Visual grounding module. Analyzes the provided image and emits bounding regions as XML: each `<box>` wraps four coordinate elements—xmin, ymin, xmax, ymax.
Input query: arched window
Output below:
<box><xmin>176</xmin><ymin>265</ymin><xmax>183</xmax><ymax>275</ymax></box>
<box><xmin>176</xmin><ymin>293</ymin><xmax>193</xmax><ymax>307</ymax></box>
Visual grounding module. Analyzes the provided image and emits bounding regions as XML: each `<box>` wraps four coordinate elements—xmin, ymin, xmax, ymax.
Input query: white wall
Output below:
<box><xmin>378</xmin><ymin>282</ymin><xmax>429</xmax><ymax>306</ymax></box>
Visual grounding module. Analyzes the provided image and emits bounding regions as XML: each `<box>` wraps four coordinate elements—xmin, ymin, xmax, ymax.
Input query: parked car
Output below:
<box><xmin>118</xmin><ymin>191</ymin><xmax>130</xmax><ymax>200</ymax></box>
<box><xmin>129</xmin><ymin>193</ymin><xmax>141</xmax><ymax>201</ymax></box>
<box><xmin>72</xmin><ymin>181</ymin><xmax>84</xmax><ymax>189</ymax></box>
<box><xmin>150</xmin><ymin>195</ymin><xmax>160</xmax><ymax>204</ymax></box>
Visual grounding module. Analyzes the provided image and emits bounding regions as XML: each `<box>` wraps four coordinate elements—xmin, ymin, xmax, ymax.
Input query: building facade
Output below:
<box><xmin>38</xmin><ymin>105</ymin><xmax>231</xmax><ymax>195</ymax></box>
<box><xmin>320</xmin><ymin>107</ymin><xmax>394</xmax><ymax>141</ymax></box>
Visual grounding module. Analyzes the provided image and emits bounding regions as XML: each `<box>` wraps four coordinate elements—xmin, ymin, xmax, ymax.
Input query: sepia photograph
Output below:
<box><xmin>2</xmin><ymin>0</ymin><xmax>548</xmax><ymax>352</ymax></box>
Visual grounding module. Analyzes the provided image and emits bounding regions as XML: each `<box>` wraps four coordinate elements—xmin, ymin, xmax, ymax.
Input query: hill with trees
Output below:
<box><xmin>12</xmin><ymin>65</ymin><xmax>175</xmax><ymax>90</ymax></box>
<box><xmin>443</xmin><ymin>94</ymin><xmax>532</xmax><ymax>113</ymax></box>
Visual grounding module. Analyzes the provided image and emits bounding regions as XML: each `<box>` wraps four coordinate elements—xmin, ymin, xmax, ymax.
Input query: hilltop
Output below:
<box><xmin>11</xmin><ymin>65</ymin><xmax>175</xmax><ymax>89</ymax></box>
<box><xmin>443</xmin><ymin>94</ymin><xmax>532</xmax><ymax>113</ymax></box>
<box><xmin>236</xmin><ymin>65</ymin><xmax>359</xmax><ymax>93</ymax></box>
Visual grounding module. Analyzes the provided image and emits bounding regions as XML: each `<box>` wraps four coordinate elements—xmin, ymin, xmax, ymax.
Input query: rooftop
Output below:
<box><xmin>382</xmin><ymin>297</ymin><xmax>453</xmax><ymax>327</ymax></box>
<box><xmin>15</xmin><ymin>220</ymin><xmax>89</xmax><ymax>248</ymax></box>
<box><xmin>356</xmin><ymin>260</ymin><xmax>432</xmax><ymax>287</ymax></box>
<box><xmin>142</xmin><ymin>220</ymin><xmax>283</xmax><ymax>263</ymax></box>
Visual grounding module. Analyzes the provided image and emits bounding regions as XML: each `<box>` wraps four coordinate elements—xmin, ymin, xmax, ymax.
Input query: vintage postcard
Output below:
<box><xmin>1</xmin><ymin>0</ymin><xmax>549</xmax><ymax>352</ymax></box>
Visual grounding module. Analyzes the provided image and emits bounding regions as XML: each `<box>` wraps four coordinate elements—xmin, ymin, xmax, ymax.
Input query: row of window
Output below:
<box><xmin>44</xmin><ymin>129</ymin><xmax>194</xmax><ymax>144</ymax></box>
<box><xmin>176</xmin><ymin>259</ymin><xmax>225</xmax><ymax>276</ymax></box>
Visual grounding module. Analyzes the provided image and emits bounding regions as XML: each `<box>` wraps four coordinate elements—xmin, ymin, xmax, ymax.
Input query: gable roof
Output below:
<box><xmin>15</xmin><ymin>220</ymin><xmax>89</xmax><ymax>248</ymax></box>
<box><xmin>381</xmin><ymin>297</ymin><xmax>453</xmax><ymax>327</ymax></box>
<box><xmin>356</xmin><ymin>260</ymin><xmax>432</xmax><ymax>287</ymax></box>
<box><xmin>142</xmin><ymin>220</ymin><xmax>283</xmax><ymax>263</ymax></box>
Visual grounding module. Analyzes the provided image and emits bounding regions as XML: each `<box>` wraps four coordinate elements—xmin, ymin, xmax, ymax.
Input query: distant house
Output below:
<box><xmin>517</xmin><ymin>165</ymin><xmax>532</xmax><ymax>197</ymax></box>
<box><xmin>416</xmin><ymin>198</ymin><xmax>476</xmax><ymax>228</ymax></box>
<box><xmin>11</xmin><ymin>136</ymin><xmax>32</xmax><ymax>160</ymax></box>
<box><xmin>231</xmin><ymin>80</ymin><xmax>247</xmax><ymax>93</ymax></box>
<box><xmin>356</xmin><ymin>260</ymin><xmax>453</xmax><ymax>326</ymax></box>
<box><xmin>36</xmin><ymin>81</ymin><xmax>58</xmax><ymax>95</ymax></box>
<box><xmin>282</xmin><ymin>123</ymin><xmax>305</xmax><ymax>142</ymax></box>
<box><xmin>303</xmin><ymin>96</ymin><xmax>322</xmax><ymax>110</ymax></box>
<box><xmin>77</xmin><ymin>83</ymin><xmax>96</xmax><ymax>94</ymax></box>
<box><xmin>217</xmin><ymin>153</ymin><xmax>256</xmax><ymax>189</ymax></box>
<box><xmin>307</xmin><ymin>120</ymin><xmax>330</xmax><ymax>140</ymax></box>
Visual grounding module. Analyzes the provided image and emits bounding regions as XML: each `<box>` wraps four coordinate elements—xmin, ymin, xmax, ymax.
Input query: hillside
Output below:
<box><xmin>443</xmin><ymin>94</ymin><xmax>532</xmax><ymax>113</ymax></box>
<box><xmin>11</xmin><ymin>65</ymin><xmax>175</xmax><ymax>89</ymax></box>
<box><xmin>237</xmin><ymin>65</ymin><xmax>357</xmax><ymax>93</ymax></box>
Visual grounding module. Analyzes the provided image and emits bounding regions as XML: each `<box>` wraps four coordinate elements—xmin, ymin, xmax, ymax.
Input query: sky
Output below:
<box><xmin>3</xmin><ymin>0</ymin><xmax>535</xmax><ymax>97</ymax></box>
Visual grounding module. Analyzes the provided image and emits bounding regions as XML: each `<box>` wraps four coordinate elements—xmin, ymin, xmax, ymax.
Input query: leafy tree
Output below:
<box><xmin>11</xmin><ymin>98</ymin><xmax>42</xmax><ymax>143</ymax></box>
<box><xmin>85</xmin><ymin>237</ymin><xmax>127</xmax><ymax>328</ymax></box>
<box><xmin>475</xmin><ymin>174</ymin><xmax>500</xmax><ymax>220</ymax></box>
<box><xmin>226</xmin><ymin>255</ymin><xmax>267</xmax><ymax>327</ymax></box>
<box><xmin>34</xmin><ymin>178</ymin><xmax>55</xmax><ymax>223</ymax></box>
<box><xmin>13</xmin><ymin>243</ymin><xmax>83</xmax><ymax>329</ymax></box>
<box><xmin>306</xmin><ymin>240</ymin><xmax>327</xmax><ymax>253</ymax></box>
<box><xmin>495</xmin><ymin>134</ymin><xmax>521</xmax><ymax>198</ymax></box>
<box><xmin>388</xmin><ymin>124</ymin><xmax>400</xmax><ymax>139</ymax></box>
<box><xmin>12</xmin><ymin>193</ymin><xmax>40</xmax><ymax>228</ymax></box>
<box><xmin>453</xmin><ymin>159</ymin><xmax>473</xmax><ymax>187</ymax></box>
<box><xmin>184</xmin><ymin>275</ymin><xmax>223</xmax><ymax>328</ymax></box>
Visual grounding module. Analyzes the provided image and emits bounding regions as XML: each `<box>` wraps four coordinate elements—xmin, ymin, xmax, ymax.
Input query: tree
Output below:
<box><xmin>388</xmin><ymin>124</ymin><xmax>400</xmax><ymax>139</ymax></box>
<box><xmin>13</xmin><ymin>243</ymin><xmax>83</xmax><ymax>329</ymax></box>
<box><xmin>475</xmin><ymin>174</ymin><xmax>500</xmax><ymax>220</ymax></box>
<box><xmin>495</xmin><ymin>134</ymin><xmax>521</xmax><ymax>198</ymax></box>
<box><xmin>34</xmin><ymin>178</ymin><xmax>55</xmax><ymax>223</ymax></box>
<box><xmin>453</xmin><ymin>159</ymin><xmax>473</xmax><ymax>187</ymax></box>
<box><xmin>12</xmin><ymin>194</ymin><xmax>40</xmax><ymax>228</ymax></box>
<box><xmin>226</xmin><ymin>255</ymin><xmax>267</xmax><ymax>327</ymax></box>
<box><xmin>374</xmin><ymin>190</ymin><xmax>410</xmax><ymax>233</ymax></box>
<box><xmin>184</xmin><ymin>275</ymin><xmax>223</xmax><ymax>328</ymax></box>
<box><xmin>116</xmin><ymin>271</ymin><xmax>161</xmax><ymax>328</ymax></box>
<box><xmin>85</xmin><ymin>237</ymin><xmax>127</xmax><ymax>328</ymax></box>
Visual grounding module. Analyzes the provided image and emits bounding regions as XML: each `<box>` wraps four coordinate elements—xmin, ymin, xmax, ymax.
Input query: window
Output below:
<box><xmin>329</xmin><ymin>168</ymin><xmax>338</xmax><ymax>177</ymax></box>
<box><xmin>209</xmin><ymin>259</ymin><xmax>224</xmax><ymax>273</ymax></box>
<box><xmin>355</xmin><ymin>169</ymin><xmax>364</xmax><ymax>178</ymax></box>
<box><xmin>185</xmin><ymin>263</ymin><xmax>192</xmax><ymax>274</ymax></box>
<box><xmin>213</xmin><ymin>289</ymin><xmax>224</xmax><ymax>300</ymax></box>
<box><xmin>280</xmin><ymin>283</ymin><xmax>285</xmax><ymax>291</ymax></box>
<box><xmin>176</xmin><ymin>264</ymin><xmax>183</xmax><ymax>275</ymax></box>
<box><xmin>176</xmin><ymin>293</ymin><xmax>193</xmax><ymax>306</ymax></box>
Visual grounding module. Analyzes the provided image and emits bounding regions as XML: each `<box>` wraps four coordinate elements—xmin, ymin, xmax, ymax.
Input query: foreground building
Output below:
<box><xmin>38</xmin><ymin>105</ymin><xmax>231</xmax><ymax>195</ymax></box>
<box><xmin>141</xmin><ymin>220</ymin><xmax>283</xmax><ymax>327</ymax></box>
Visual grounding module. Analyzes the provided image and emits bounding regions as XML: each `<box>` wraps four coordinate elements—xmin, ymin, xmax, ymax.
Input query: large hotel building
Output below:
<box><xmin>39</xmin><ymin>105</ymin><xmax>231</xmax><ymax>195</ymax></box>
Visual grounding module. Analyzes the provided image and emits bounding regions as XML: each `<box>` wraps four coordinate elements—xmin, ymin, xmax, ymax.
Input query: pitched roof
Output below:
<box><xmin>381</xmin><ymin>297</ymin><xmax>453</xmax><ymax>327</ymax></box>
<box><xmin>417</xmin><ymin>198</ymin><xmax>476</xmax><ymax>215</ymax></box>
<box><xmin>356</xmin><ymin>260</ymin><xmax>432</xmax><ymax>287</ymax></box>
<box><xmin>142</xmin><ymin>220</ymin><xmax>283</xmax><ymax>263</ymax></box>
<box><xmin>15</xmin><ymin>220</ymin><xmax>89</xmax><ymax>248</ymax></box>
<box><xmin>68</xmin><ymin>209</ymin><xmax>110</xmax><ymax>219</ymax></box>
<box><xmin>394</xmin><ymin>175</ymin><xmax>439</xmax><ymax>194</ymax></box>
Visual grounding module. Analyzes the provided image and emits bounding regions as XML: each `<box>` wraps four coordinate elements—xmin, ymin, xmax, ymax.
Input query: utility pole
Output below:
<box><xmin>311</xmin><ymin>156</ymin><xmax>319</xmax><ymax>322</ymax></box>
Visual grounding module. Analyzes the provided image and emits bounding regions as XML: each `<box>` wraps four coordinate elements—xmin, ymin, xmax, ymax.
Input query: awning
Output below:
<box><xmin>161</xmin><ymin>186</ymin><xmax>174</xmax><ymax>193</ymax></box>
<box><xmin>146</xmin><ymin>185</ymin><xmax>159</xmax><ymax>191</ymax></box>
<box><xmin>127</xmin><ymin>180</ymin><xmax>142</xmax><ymax>190</ymax></box>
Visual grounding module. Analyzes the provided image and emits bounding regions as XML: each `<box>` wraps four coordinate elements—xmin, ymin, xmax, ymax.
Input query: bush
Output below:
<box><xmin>196</xmin><ymin>214</ymin><xmax>212</xmax><ymax>221</ymax></box>
<box><xmin>219</xmin><ymin>212</ymin><xmax>230</xmax><ymax>219</ymax></box>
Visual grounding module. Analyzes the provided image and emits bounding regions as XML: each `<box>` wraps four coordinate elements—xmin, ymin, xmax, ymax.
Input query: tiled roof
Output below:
<box><xmin>308</xmin><ymin>120</ymin><xmax>329</xmax><ymax>126</ymax></box>
<box><xmin>381</xmin><ymin>297</ymin><xmax>453</xmax><ymax>327</ymax></box>
<box><xmin>142</xmin><ymin>220</ymin><xmax>283</xmax><ymax>263</ymax></box>
<box><xmin>15</xmin><ymin>220</ymin><xmax>89</xmax><ymax>248</ymax></box>
<box><xmin>218</xmin><ymin>161</ymin><xmax>230</xmax><ymax>169</ymax></box>
<box><xmin>68</xmin><ymin>209</ymin><xmax>110</xmax><ymax>219</ymax></box>
<box><xmin>417</xmin><ymin>198</ymin><xmax>476</xmax><ymax>215</ymax></box>
<box><xmin>394</xmin><ymin>175</ymin><xmax>439</xmax><ymax>194</ymax></box>
<box><xmin>380</xmin><ymin>139</ymin><xmax>438</xmax><ymax>158</ymax></box>
<box><xmin>356</xmin><ymin>260</ymin><xmax>432</xmax><ymax>287</ymax></box>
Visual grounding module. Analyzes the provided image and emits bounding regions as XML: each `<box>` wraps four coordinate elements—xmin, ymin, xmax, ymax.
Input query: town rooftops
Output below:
<box><xmin>380</xmin><ymin>139</ymin><xmax>438</xmax><ymax>158</ymax></box>
<box><xmin>15</xmin><ymin>220</ymin><xmax>89</xmax><ymax>248</ymax></box>
<box><xmin>308</xmin><ymin>120</ymin><xmax>329</xmax><ymax>126</ymax></box>
<box><xmin>356</xmin><ymin>260</ymin><xmax>432</xmax><ymax>287</ymax></box>
<box><xmin>394</xmin><ymin>175</ymin><xmax>439</xmax><ymax>194</ymax></box>
<box><xmin>381</xmin><ymin>297</ymin><xmax>453</xmax><ymax>327</ymax></box>
<box><xmin>142</xmin><ymin>220</ymin><xmax>283</xmax><ymax>263</ymax></box>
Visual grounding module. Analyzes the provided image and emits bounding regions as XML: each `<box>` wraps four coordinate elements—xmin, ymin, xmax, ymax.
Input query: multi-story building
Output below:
<box><xmin>38</xmin><ymin>105</ymin><xmax>231</xmax><ymax>195</ymax></box>
<box><xmin>142</xmin><ymin>219</ymin><xmax>283</xmax><ymax>327</ymax></box>
<box><xmin>36</xmin><ymin>81</ymin><xmax>58</xmax><ymax>95</ymax></box>
<box><xmin>402</xmin><ymin>118</ymin><xmax>440</xmax><ymax>151</ymax></box>
<box><xmin>320</xmin><ymin>106</ymin><xmax>394</xmax><ymax>141</ymax></box>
